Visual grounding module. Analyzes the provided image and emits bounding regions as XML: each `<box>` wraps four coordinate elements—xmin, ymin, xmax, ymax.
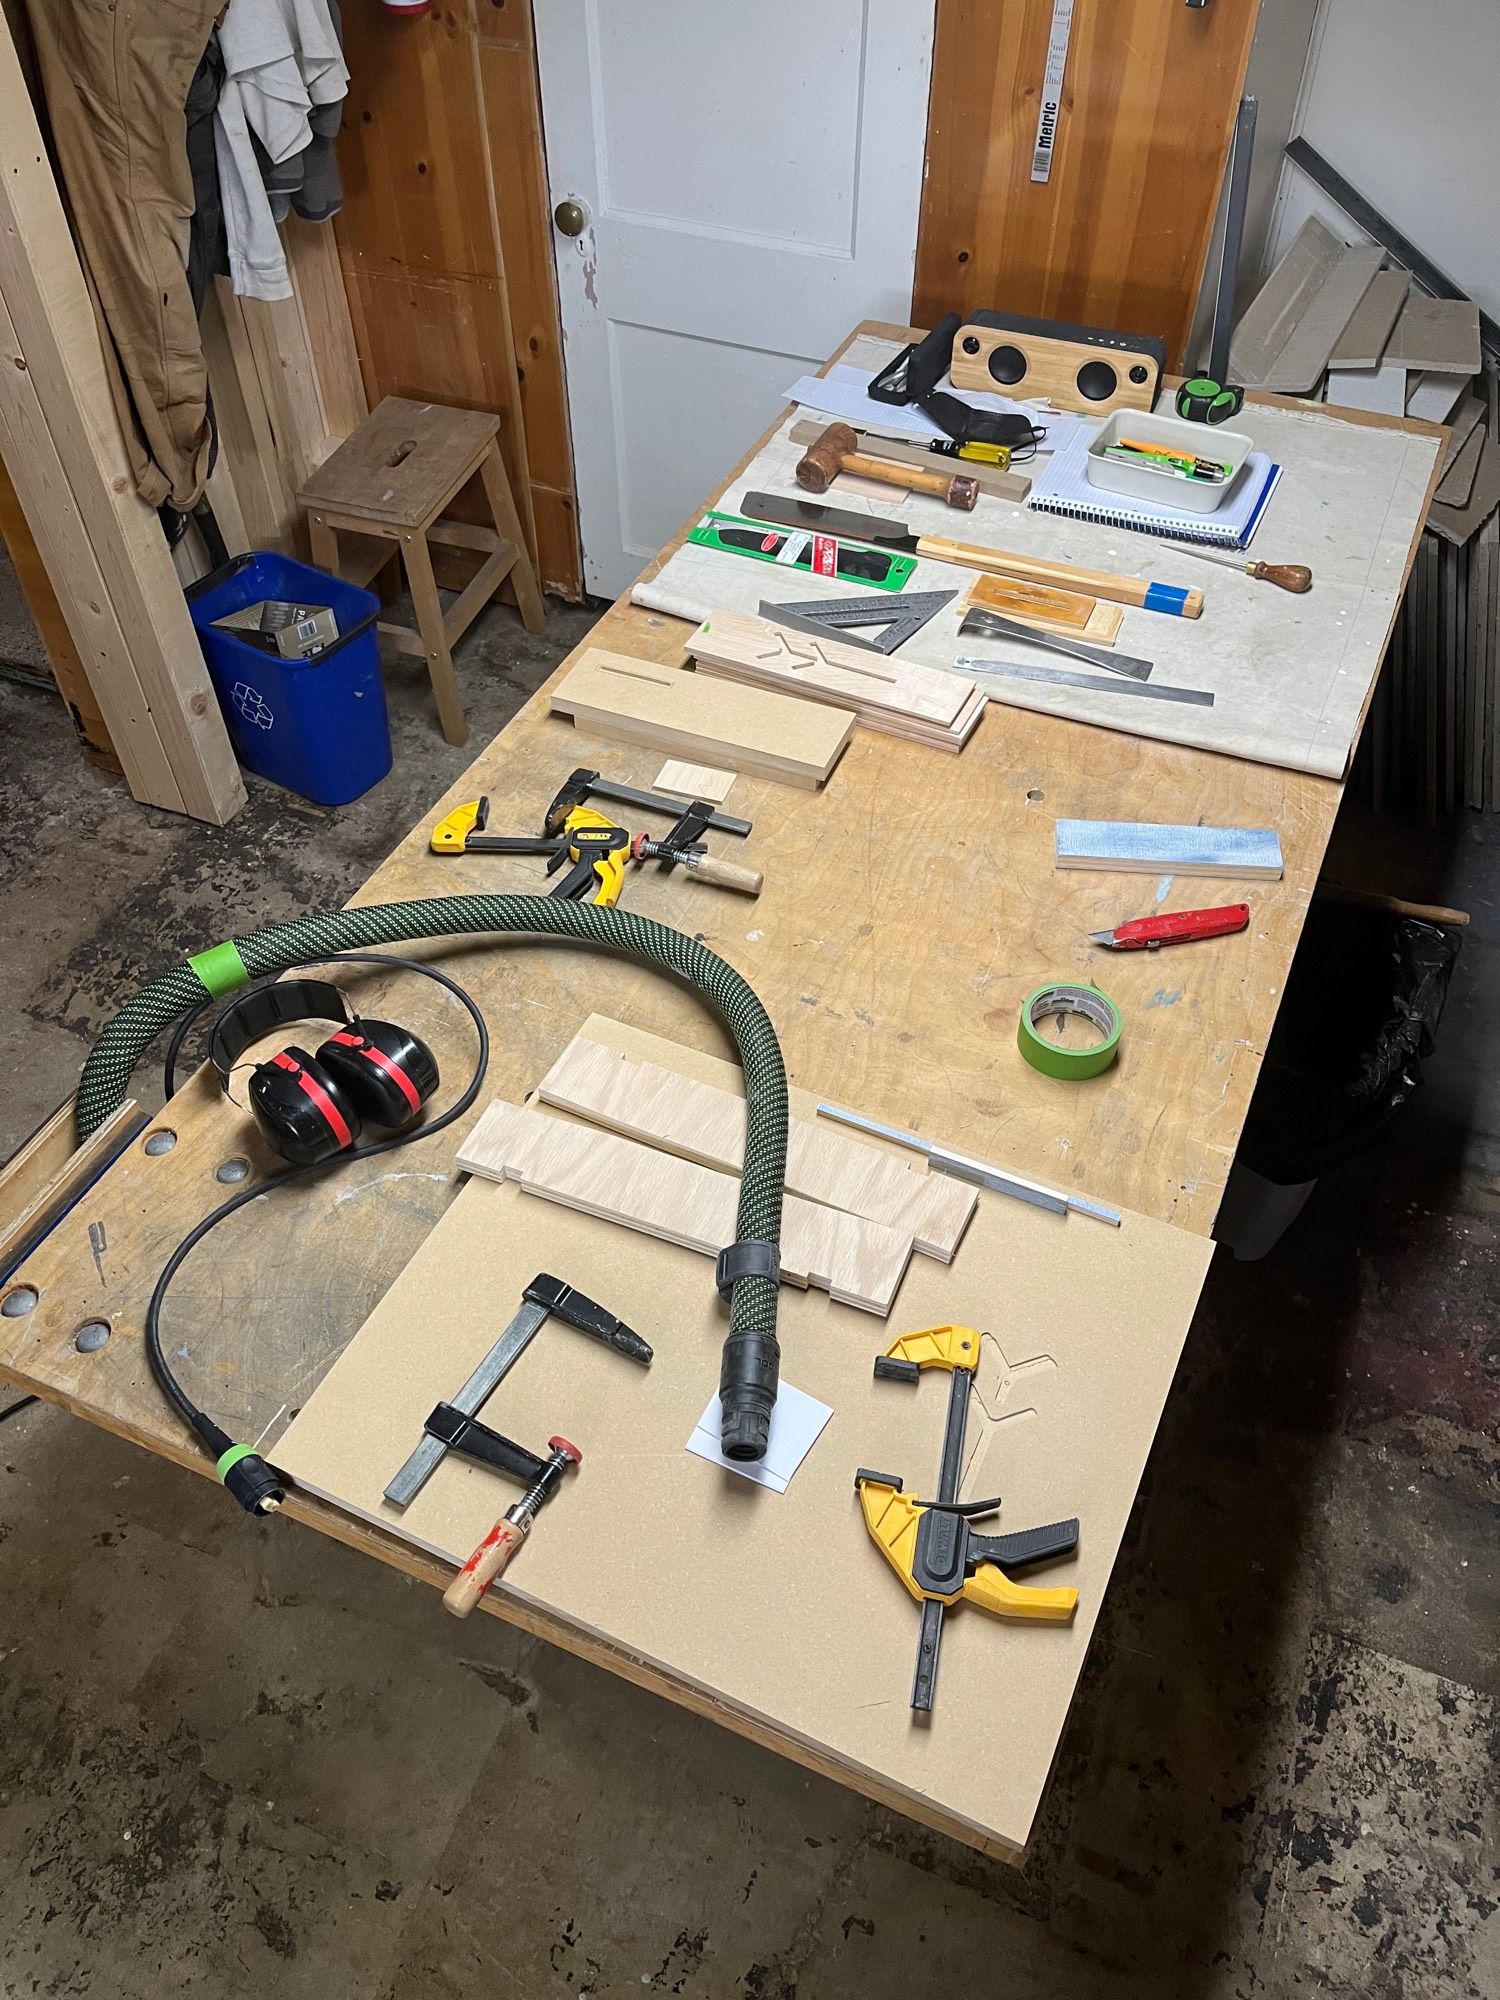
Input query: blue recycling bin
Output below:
<box><xmin>187</xmin><ymin>551</ymin><xmax>392</xmax><ymax>806</ymax></box>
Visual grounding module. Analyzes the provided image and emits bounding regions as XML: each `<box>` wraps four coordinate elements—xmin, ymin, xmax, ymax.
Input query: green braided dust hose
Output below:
<box><xmin>76</xmin><ymin>896</ymin><xmax>788</xmax><ymax>1460</ymax></box>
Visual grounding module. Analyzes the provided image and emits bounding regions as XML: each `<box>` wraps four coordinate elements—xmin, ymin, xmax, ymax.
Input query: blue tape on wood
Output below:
<box><xmin>1054</xmin><ymin>819</ymin><xmax>1284</xmax><ymax>878</ymax></box>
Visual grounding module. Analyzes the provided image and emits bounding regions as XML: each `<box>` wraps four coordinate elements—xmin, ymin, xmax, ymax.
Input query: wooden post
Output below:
<box><xmin>0</xmin><ymin>19</ymin><xmax>245</xmax><ymax>823</ymax></box>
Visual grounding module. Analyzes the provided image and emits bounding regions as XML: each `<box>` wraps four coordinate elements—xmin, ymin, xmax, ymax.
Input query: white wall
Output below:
<box><xmin>1269</xmin><ymin>0</ymin><xmax>1500</xmax><ymax>320</ymax></box>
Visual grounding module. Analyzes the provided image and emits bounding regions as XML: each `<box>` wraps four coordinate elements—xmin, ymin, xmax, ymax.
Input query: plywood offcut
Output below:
<box><xmin>276</xmin><ymin>1037</ymin><xmax>1214</xmax><ymax>1858</ymax></box>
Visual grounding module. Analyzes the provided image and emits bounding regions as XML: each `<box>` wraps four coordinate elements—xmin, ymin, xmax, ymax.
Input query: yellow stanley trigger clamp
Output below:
<box><xmin>855</xmin><ymin>1324</ymin><xmax>1079</xmax><ymax>1713</ymax></box>
<box><xmin>430</xmin><ymin>797</ymin><xmax>628</xmax><ymax>906</ymax></box>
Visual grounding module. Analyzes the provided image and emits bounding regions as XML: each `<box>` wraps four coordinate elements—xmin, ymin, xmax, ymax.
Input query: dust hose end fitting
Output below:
<box><xmin>719</xmin><ymin>1328</ymin><xmax>780</xmax><ymax>1462</ymax></box>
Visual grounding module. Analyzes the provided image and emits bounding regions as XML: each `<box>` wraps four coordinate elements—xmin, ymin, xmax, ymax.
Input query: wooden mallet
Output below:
<box><xmin>796</xmin><ymin>421</ymin><xmax>979</xmax><ymax>511</ymax></box>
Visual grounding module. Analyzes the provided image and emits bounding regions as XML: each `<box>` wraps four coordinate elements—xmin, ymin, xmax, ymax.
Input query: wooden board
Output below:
<box><xmin>456</xmin><ymin>1100</ymin><xmax>914</xmax><ymax>1314</ymax></box>
<box><xmin>687</xmin><ymin>611</ymin><xmax>977</xmax><ymax>738</ymax></box>
<box><xmin>914</xmin><ymin>0</ymin><xmax>1262</xmax><ymax>368</ymax></box>
<box><xmin>965</xmin><ymin>572</ymin><xmax>1124</xmax><ymax>643</ymax></box>
<box><xmin>1427</xmin><ymin>442</ymin><xmax>1500</xmax><ymax>549</ymax></box>
<box><xmin>1434</xmin><ymin>423</ymin><xmax>1486</xmax><ymax>511</ymax></box>
<box><xmin>653</xmin><ymin>760</ymin><xmax>736</xmax><ymax>803</ymax></box>
<box><xmin>538</xmin><ymin>1026</ymin><xmax>976</xmax><ymax>1260</ymax></box>
<box><xmin>0</xmin><ymin>323</ymin><xmax>1444</xmax><ymax>1864</ymax></box>
<box><xmin>1055</xmin><ymin>818</ymin><xmax>1284</xmax><ymax>878</ymax></box>
<box><xmin>1384</xmin><ymin>295</ymin><xmax>1482</xmax><ymax>375</ymax></box>
<box><xmin>276</xmin><ymin>1083</ymin><xmax>1214</xmax><ymax>1860</ymax></box>
<box><xmin>1437</xmin><ymin>396</ymin><xmax>1487</xmax><ymax>481</ymax></box>
<box><xmin>550</xmin><ymin>648</ymin><xmax>852</xmax><ymax>788</ymax></box>
<box><xmin>1230</xmin><ymin>220</ymin><xmax>1384</xmax><ymax>394</ymax></box>
<box><xmin>1327</xmin><ymin>268</ymin><xmax>1408</xmax><ymax>369</ymax></box>
<box><xmin>0</xmin><ymin>26</ymin><xmax>244</xmax><ymax>825</ymax></box>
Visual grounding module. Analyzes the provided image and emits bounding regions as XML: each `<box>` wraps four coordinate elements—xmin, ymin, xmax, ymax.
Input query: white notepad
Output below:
<box><xmin>1028</xmin><ymin>424</ymin><xmax>1282</xmax><ymax>547</ymax></box>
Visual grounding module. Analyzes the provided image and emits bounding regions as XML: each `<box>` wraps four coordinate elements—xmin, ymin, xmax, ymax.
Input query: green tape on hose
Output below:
<box><xmin>188</xmin><ymin>940</ymin><xmax>251</xmax><ymax>997</ymax></box>
<box><xmin>1017</xmin><ymin>982</ymin><xmax>1122</xmax><ymax>1080</ymax></box>
<box><xmin>215</xmin><ymin>1442</ymin><xmax>256</xmax><ymax>1483</ymax></box>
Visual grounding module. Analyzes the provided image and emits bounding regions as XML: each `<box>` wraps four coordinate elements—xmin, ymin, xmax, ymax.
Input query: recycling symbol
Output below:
<box><xmin>231</xmin><ymin>682</ymin><xmax>275</xmax><ymax>731</ymax></box>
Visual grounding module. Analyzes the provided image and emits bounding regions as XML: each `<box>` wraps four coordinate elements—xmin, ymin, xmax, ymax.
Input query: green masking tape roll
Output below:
<box><xmin>1017</xmin><ymin>982</ymin><xmax>1122</xmax><ymax>1080</ymax></box>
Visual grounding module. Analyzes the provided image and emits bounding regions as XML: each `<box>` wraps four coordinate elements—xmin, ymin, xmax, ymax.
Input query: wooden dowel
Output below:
<box><xmin>915</xmin><ymin>535</ymin><xmax>1206</xmax><ymax>618</ymax></box>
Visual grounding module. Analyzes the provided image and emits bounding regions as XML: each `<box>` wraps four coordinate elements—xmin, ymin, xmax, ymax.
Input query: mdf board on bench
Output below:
<box><xmin>298</xmin><ymin>396</ymin><xmax>544</xmax><ymax>747</ymax></box>
<box><xmin>275</xmin><ymin>1016</ymin><xmax>1213</xmax><ymax>1861</ymax></box>
<box><xmin>550</xmin><ymin>647</ymin><xmax>852</xmax><ymax>788</ymax></box>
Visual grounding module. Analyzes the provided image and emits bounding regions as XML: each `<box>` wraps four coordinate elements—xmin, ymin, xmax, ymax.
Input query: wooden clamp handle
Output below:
<box><xmin>688</xmin><ymin>853</ymin><xmax>764</xmax><ymax>895</ymax></box>
<box><xmin>917</xmin><ymin>536</ymin><xmax>1206</xmax><ymax>619</ymax></box>
<box><xmin>1247</xmin><ymin>562</ymin><xmax>1312</xmax><ymax>593</ymax></box>
<box><xmin>796</xmin><ymin>421</ymin><xmax>976</xmax><ymax>510</ymax></box>
<box><xmin>443</xmin><ymin>1515</ymin><xmax>526</xmax><ymax>1619</ymax></box>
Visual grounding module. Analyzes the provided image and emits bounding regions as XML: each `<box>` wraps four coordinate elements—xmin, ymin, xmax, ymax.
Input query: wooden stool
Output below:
<box><xmin>298</xmin><ymin>397</ymin><xmax>545</xmax><ymax>745</ymax></box>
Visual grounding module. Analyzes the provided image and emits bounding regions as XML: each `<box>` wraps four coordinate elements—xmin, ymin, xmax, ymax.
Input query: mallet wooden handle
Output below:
<box><xmin>443</xmin><ymin>1515</ymin><xmax>527</xmax><ymax>1618</ymax></box>
<box><xmin>796</xmin><ymin>421</ymin><xmax>977</xmax><ymax>511</ymax></box>
<box><xmin>915</xmin><ymin>535</ymin><xmax>1206</xmax><ymax>619</ymax></box>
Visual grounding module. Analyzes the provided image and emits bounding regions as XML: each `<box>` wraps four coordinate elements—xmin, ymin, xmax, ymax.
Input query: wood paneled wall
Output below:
<box><xmin>334</xmin><ymin>0</ymin><xmax>580</xmax><ymax>599</ymax></box>
<box><xmin>914</xmin><ymin>0</ymin><xmax>1262</xmax><ymax>368</ymax></box>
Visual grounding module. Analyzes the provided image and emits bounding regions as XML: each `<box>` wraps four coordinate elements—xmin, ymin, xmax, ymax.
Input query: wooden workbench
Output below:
<box><xmin>0</xmin><ymin>325</ymin><xmax>1439</xmax><ymax>1856</ymax></box>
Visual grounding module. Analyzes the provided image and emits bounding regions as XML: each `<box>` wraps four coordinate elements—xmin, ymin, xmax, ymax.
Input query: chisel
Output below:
<box><xmin>740</xmin><ymin>492</ymin><xmax>1205</xmax><ymax>619</ymax></box>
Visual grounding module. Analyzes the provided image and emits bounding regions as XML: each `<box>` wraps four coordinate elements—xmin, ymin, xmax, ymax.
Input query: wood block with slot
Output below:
<box><xmin>965</xmin><ymin>574</ymin><xmax>1123</xmax><ymax>643</ymax></box>
<box><xmin>550</xmin><ymin>648</ymin><xmax>852</xmax><ymax>788</ymax></box>
<box><xmin>457</xmin><ymin>1101</ymin><xmax>913</xmax><ymax>1314</ymax></box>
<box><xmin>538</xmin><ymin>1035</ymin><xmax>976</xmax><ymax>1261</ymax></box>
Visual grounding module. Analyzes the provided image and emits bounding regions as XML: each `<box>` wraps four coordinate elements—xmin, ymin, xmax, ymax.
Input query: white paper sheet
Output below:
<box><xmin>686</xmin><ymin>1381</ymin><xmax>833</xmax><ymax>1494</ymax></box>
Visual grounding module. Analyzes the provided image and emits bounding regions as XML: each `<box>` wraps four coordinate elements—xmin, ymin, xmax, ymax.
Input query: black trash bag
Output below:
<box><xmin>1238</xmin><ymin>903</ymin><xmax>1461</xmax><ymax>1185</ymax></box>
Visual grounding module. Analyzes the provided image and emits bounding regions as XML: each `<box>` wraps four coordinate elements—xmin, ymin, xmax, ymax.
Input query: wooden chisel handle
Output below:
<box><xmin>842</xmin><ymin>452</ymin><xmax>978</xmax><ymax>511</ymax></box>
<box><xmin>443</xmin><ymin>1514</ymin><xmax>527</xmax><ymax>1618</ymax></box>
<box><xmin>915</xmin><ymin>535</ymin><xmax>1206</xmax><ymax>619</ymax></box>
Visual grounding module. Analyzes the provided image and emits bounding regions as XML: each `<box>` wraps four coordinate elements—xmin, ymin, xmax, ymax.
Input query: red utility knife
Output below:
<box><xmin>1089</xmin><ymin>903</ymin><xmax>1250</xmax><ymax>951</ymax></box>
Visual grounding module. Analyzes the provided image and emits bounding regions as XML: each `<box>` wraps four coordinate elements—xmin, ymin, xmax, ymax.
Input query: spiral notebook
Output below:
<box><xmin>1027</xmin><ymin>425</ymin><xmax>1282</xmax><ymax>548</ymax></box>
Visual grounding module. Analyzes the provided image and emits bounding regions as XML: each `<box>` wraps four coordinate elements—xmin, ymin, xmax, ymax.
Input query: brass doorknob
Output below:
<box><xmin>553</xmin><ymin>198</ymin><xmax>588</xmax><ymax>237</ymax></box>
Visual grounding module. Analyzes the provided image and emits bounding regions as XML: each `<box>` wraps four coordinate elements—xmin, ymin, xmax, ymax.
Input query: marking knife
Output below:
<box><xmin>1088</xmin><ymin>904</ymin><xmax>1250</xmax><ymax>951</ymax></box>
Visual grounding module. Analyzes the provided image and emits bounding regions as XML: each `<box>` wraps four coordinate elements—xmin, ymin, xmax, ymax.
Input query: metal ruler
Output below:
<box><xmin>1030</xmin><ymin>0</ymin><xmax>1076</xmax><ymax>184</ymax></box>
<box><xmin>954</xmin><ymin>656</ymin><xmax>1216</xmax><ymax>708</ymax></box>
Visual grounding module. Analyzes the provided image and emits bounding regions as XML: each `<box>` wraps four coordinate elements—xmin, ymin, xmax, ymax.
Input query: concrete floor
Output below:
<box><xmin>0</xmin><ymin>589</ymin><xmax>1496</xmax><ymax>2000</ymax></box>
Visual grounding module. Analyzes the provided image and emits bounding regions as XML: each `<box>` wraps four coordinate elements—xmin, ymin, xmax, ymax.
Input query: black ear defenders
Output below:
<box><xmin>209</xmin><ymin>978</ymin><xmax>439</xmax><ymax>1166</ymax></box>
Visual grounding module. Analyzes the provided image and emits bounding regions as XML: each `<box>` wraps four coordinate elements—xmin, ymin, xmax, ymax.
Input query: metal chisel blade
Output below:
<box><xmin>959</xmin><ymin>606</ymin><xmax>1154</xmax><ymax>681</ymax></box>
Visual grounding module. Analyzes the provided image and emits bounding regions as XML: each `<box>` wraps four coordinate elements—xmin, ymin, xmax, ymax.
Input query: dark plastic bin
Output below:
<box><xmin>187</xmin><ymin>551</ymin><xmax>391</xmax><ymax>806</ymax></box>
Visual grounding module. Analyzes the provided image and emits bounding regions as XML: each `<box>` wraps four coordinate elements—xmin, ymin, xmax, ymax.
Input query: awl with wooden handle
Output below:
<box><xmin>796</xmin><ymin>421</ymin><xmax>978</xmax><ymax>511</ymax></box>
<box><xmin>740</xmin><ymin>493</ymin><xmax>1205</xmax><ymax>618</ymax></box>
<box><xmin>1162</xmin><ymin>542</ymin><xmax>1313</xmax><ymax>592</ymax></box>
<box><xmin>443</xmin><ymin>1436</ymin><xmax>581</xmax><ymax>1619</ymax></box>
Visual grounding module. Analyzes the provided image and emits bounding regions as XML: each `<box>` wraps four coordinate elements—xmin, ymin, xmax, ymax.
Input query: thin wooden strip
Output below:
<box><xmin>457</xmin><ymin>1101</ymin><xmax>914</xmax><ymax>1315</ymax></box>
<box><xmin>536</xmin><ymin>1036</ymin><xmax>977</xmax><ymax>1261</ymax></box>
<box><xmin>690</xmin><ymin>655</ymin><xmax>977</xmax><ymax>751</ymax></box>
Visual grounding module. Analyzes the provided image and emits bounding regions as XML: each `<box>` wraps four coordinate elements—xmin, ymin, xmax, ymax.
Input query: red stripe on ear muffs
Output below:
<box><xmin>272</xmin><ymin>1051</ymin><xmax>353</xmax><ymax>1150</ymax></box>
<box><xmin>328</xmin><ymin>1030</ymin><xmax>423</xmax><ymax>1114</ymax></box>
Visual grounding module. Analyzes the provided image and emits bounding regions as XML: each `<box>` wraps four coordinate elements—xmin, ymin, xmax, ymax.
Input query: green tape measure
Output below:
<box><xmin>1017</xmin><ymin>983</ymin><xmax>1122</xmax><ymax>1080</ymax></box>
<box><xmin>1175</xmin><ymin>376</ymin><xmax>1245</xmax><ymax>426</ymax></box>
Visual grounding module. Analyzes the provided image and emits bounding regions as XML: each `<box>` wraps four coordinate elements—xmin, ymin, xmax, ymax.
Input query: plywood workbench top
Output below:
<box><xmin>0</xmin><ymin>322</ymin><xmax>1436</xmax><ymax>1860</ymax></box>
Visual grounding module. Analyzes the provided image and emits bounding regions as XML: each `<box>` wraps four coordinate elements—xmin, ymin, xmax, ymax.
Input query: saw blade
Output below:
<box><xmin>740</xmin><ymin>490</ymin><xmax>912</xmax><ymax>547</ymax></box>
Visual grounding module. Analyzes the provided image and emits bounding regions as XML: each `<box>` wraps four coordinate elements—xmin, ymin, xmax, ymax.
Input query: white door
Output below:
<box><xmin>535</xmin><ymin>0</ymin><xmax>935</xmax><ymax>600</ymax></box>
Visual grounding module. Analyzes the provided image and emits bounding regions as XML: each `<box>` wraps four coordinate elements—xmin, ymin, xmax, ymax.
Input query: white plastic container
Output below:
<box><xmin>1085</xmin><ymin>409</ymin><xmax>1253</xmax><ymax>515</ymax></box>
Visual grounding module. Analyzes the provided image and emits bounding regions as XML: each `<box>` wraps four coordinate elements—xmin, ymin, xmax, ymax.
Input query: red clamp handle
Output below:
<box><xmin>1111</xmin><ymin>903</ymin><xmax>1250</xmax><ymax>949</ymax></box>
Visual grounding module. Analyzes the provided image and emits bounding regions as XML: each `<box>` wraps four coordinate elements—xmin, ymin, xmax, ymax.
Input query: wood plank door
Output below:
<box><xmin>534</xmin><ymin>0</ymin><xmax>935</xmax><ymax>600</ymax></box>
<box><xmin>915</xmin><ymin>0</ymin><xmax>1263</xmax><ymax>368</ymax></box>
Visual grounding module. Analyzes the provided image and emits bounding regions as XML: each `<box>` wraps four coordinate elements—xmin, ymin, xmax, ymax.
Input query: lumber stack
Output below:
<box><xmin>686</xmin><ymin>610</ymin><xmax>985</xmax><ymax>752</ymax></box>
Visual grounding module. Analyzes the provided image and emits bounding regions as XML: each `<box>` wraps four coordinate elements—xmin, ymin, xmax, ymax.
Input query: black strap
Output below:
<box><xmin>209</xmin><ymin>978</ymin><xmax>351</xmax><ymax>1084</ymax></box>
<box><xmin>715</xmin><ymin>1239</ymin><xmax>780</xmax><ymax>1300</ymax></box>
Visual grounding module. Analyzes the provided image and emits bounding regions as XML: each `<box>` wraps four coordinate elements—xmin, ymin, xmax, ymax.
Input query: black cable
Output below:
<box><xmin>144</xmin><ymin>952</ymin><xmax>488</xmax><ymax>1483</ymax></box>
<box><xmin>0</xmin><ymin>1395</ymin><xmax>38</xmax><ymax>1424</ymax></box>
